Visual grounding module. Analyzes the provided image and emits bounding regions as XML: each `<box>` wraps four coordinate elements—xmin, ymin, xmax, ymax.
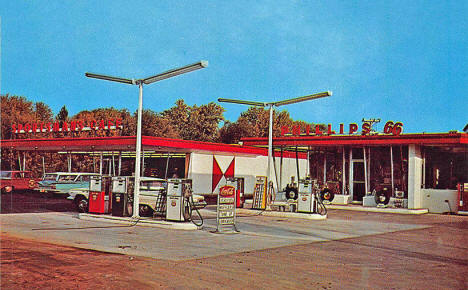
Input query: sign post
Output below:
<box><xmin>216</xmin><ymin>185</ymin><xmax>239</xmax><ymax>233</ymax></box>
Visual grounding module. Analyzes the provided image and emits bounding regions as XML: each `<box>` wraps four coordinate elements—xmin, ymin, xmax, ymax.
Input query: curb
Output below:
<box><xmin>78</xmin><ymin>213</ymin><xmax>199</xmax><ymax>230</ymax></box>
<box><xmin>236</xmin><ymin>208</ymin><xmax>327</xmax><ymax>220</ymax></box>
<box><xmin>325</xmin><ymin>204</ymin><xmax>429</xmax><ymax>215</ymax></box>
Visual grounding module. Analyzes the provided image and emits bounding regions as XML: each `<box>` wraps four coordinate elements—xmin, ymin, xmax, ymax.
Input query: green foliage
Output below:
<box><xmin>162</xmin><ymin>100</ymin><xmax>224</xmax><ymax>142</ymax></box>
<box><xmin>1</xmin><ymin>94</ymin><xmax>316</xmax><ymax>174</ymax></box>
<box><xmin>56</xmin><ymin>105</ymin><xmax>69</xmax><ymax>122</ymax></box>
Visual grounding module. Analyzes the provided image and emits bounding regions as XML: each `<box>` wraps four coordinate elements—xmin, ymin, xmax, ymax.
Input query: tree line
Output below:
<box><xmin>1</xmin><ymin>94</ymin><xmax>322</xmax><ymax>175</ymax></box>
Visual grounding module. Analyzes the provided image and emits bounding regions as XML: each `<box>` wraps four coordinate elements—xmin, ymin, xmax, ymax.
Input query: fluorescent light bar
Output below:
<box><xmin>274</xmin><ymin>91</ymin><xmax>332</xmax><ymax>107</ymax></box>
<box><xmin>85</xmin><ymin>73</ymin><xmax>134</xmax><ymax>85</ymax></box>
<box><xmin>218</xmin><ymin>98</ymin><xmax>266</xmax><ymax>107</ymax></box>
<box><xmin>143</xmin><ymin>61</ymin><xmax>208</xmax><ymax>84</ymax></box>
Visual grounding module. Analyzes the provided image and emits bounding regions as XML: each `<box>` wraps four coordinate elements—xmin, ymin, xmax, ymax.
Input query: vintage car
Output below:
<box><xmin>0</xmin><ymin>171</ymin><xmax>41</xmax><ymax>193</ymax></box>
<box><xmin>68</xmin><ymin>177</ymin><xmax>207</xmax><ymax>215</ymax></box>
<box><xmin>36</xmin><ymin>172</ymin><xmax>100</xmax><ymax>196</ymax></box>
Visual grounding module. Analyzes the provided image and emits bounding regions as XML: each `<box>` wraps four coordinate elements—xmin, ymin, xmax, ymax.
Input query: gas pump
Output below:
<box><xmin>111</xmin><ymin>176</ymin><xmax>134</xmax><ymax>217</ymax></box>
<box><xmin>297</xmin><ymin>179</ymin><xmax>327</xmax><ymax>215</ymax></box>
<box><xmin>88</xmin><ymin>176</ymin><xmax>111</xmax><ymax>214</ymax></box>
<box><xmin>165</xmin><ymin>179</ymin><xmax>204</xmax><ymax>226</ymax></box>
<box><xmin>165</xmin><ymin>179</ymin><xmax>190</xmax><ymax>221</ymax></box>
<box><xmin>225</xmin><ymin>177</ymin><xmax>245</xmax><ymax>208</ymax></box>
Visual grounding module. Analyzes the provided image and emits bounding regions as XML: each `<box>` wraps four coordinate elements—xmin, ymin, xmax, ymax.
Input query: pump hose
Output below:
<box><xmin>186</xmin><ymin>195</ymin><xmax>204</xmax><ymax>228</ymax></box>
<box><xmin>316</xmin><ymin>193</ymin><xmax>327</xmax><ymax>216</ymax></box>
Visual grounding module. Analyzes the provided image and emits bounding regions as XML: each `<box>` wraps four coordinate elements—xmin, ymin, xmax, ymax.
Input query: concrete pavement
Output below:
<box><xmin>0</xmin><ymin>207</ymin><xmax>428</xmax><ymax>261</ymax></box>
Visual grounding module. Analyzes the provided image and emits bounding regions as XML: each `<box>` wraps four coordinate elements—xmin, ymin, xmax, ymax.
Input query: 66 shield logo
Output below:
<box><xmin>219</xmin><ymin>185</ymin><xmax>235</xmax><ymax>197</ymax></box>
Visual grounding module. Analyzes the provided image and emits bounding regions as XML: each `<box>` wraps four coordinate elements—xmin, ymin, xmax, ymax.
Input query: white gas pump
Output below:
<box><xmin>297</xmin><ymin>179</ymin><xmax>327</xmax><ymax>215</ymax></box>
<box><xmin>165</xmin><ymin>178</ymin><xmax>203</xmax><ymax>225</ymax></box>
<box><xmin>166</xmin><ymin>179</ymin><xmax>187</xmax><ymax>221</ymax></box>
<box><xmin>110</xmin><ymin>176</ymin><xmax>134</xmax><ymax>217</ymax></box>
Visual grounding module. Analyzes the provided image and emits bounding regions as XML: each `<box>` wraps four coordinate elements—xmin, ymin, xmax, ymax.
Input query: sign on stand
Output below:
<box><xmin>215</xmin><ymin>185</ymin><xmax>239</xmax><ymax>233</ymax></box>
<box><xmin>252</xmin><ymin>176</ymin><xmax>267</xmax><ymax>209</ymax></box>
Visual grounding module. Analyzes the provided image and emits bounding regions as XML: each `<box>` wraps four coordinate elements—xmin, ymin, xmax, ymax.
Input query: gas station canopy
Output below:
<box><xmin>0</xmin><ymin>136</ymin><xmax>304</xmax><ymax>158</ymax></box>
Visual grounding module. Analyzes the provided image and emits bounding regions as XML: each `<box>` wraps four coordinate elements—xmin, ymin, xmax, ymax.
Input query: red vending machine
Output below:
<box><xmin>226</xmin><ymin>177</ymin><xmax>245</xmax><ymax>208</ymax></box>
<box><xmin>88</xmin><ymin>176</ymin><xmax>111</xmax><ymax>214</ymax></box>
<box><xmin>458</xmin><ymin>183</ymin><xmax>468</xmax><ymax>213</ymax></box>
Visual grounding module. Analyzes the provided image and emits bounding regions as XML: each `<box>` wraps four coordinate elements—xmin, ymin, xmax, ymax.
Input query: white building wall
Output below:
<box><xmin>187</xmin><ymin>152</ymin><xmax>307</xmax><ymax>195</ymax></box>
<box><xmin>408</xmin><ymin>144</ymin><xmax>423</xmax><ymax>209</ymax></box>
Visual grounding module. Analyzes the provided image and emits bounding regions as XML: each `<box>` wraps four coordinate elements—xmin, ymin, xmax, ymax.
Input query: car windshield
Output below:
<box><xmin>58</xmin><ymin>175</ymin><xmax>77</xmax><ymax>182</ymax></box>
<box><xmin>0</xmin><ymin>171</ymin><xmax>12</xmax><ymax>178</ymax></box>
<box><xmin>141</xmin><ymin>180</ymin><xmax>165</xmax><ymax>190</ymax></box>
<box><xmin>43</xmin><ymin>174</ymin><xmax>58</xmax><ymax>181</ymax></box>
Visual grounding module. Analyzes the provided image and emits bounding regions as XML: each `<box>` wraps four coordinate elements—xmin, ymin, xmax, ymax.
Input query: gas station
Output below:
<box><xmin>1</xmin><ymin>135</ymin><xmax>314</xmax><ymax>229</ymax></box>
<box><xmin>2</xmin><ymin>60</ymin><xmax>467</xmax><ymax>231</ymax></box>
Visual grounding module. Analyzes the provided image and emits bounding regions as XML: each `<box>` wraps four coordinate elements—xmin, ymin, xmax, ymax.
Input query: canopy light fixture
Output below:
<box><xmin>218</xmin><ymin>90</ymin><xmax>332</xmax><ymax>210</ymax></box>
<box><xmin>85</xmin><ymin>60</ymin><xmax>208</xmax><ymax>219</ymax></box>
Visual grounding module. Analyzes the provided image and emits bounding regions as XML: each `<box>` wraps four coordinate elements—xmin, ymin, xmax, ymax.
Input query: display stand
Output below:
<box><xmin>215</xmin><ymin>185</ymin><xmax>239</xmax><ymax>233</ymax></box>
<box><xmin>252</xmin><ymin>176</ymin><xmax>267</xmax><ymax>209</ymax></box>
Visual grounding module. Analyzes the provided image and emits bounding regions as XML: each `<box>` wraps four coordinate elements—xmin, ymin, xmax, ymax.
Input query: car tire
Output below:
<box><xmin>139</xmin><ymin>205</ymin><xmax>153</xmax><ymax>217</ymax></box>
<box><xmin>320</xmin><ymin>188</ymin><xmax>335</xmax><ymax>202</ymax></box>
<box><xmin>375</xmin><ymin>191</ymin><xmax>390</xmax><ymax>205</ymax></box>
<box><xmin>285</xmin><ymin>187</ymin><xmax>298</xmax><ymax>200</ymax></box>
<box><xmin>75</xmin><ymin>196</ymin><xmax>89</xmax><ymax>213</ymax></box>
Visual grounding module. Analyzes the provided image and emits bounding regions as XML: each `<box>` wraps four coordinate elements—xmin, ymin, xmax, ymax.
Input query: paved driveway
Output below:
<box><xmin>0</xmin><ymin>207</ymin><xmax>428</xmax><ymax>261</ymax></box>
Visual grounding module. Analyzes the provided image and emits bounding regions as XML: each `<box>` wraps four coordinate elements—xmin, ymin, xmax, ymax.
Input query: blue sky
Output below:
<box><xmin>1</xmin><ymin>1</ymin><xmax>467</xmax><ymax>133</ymax></box>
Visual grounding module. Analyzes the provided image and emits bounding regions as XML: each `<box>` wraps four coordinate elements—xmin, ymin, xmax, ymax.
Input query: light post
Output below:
<box><xmin>86</xmin><ymin>61</ymin><xmax>208</xmax><ymax>218</ymax></box>
<box><xmin>218</xmin><ymin>91</ymin><xmax>332</xmax><ymax>207</ymax></box>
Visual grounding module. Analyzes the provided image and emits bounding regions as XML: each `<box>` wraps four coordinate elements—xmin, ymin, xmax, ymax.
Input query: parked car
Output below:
<box><xmin>68</xmin><ymin>177</ymin><xmax>207</xmax><ymax>215</ymax></box>
<box><xmin>36</xmin><ymin>172</ymin><xmax>100</xmax><ymax>196</ymax></box>
<box><xmin>0</xmin><ymin>171</ymin><xmax>41</xmax><ymax>193</ymax></box>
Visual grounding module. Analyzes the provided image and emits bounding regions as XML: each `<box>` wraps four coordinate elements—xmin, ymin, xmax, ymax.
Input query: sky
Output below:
<box><xmin>1</xmin><ymin>1</ymin><xmax>467</xmax><ymax>133</ymax></box>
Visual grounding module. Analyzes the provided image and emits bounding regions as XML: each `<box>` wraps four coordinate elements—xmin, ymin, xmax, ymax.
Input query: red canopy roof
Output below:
<box><xmin>0</xmin><ymin>136</ymin><xmax>307</xmax><ymax>158</ymax></box>
<box><xmin>242</xmin><ymin>132</ymin><xmax>468</xmax><ymax>147</ymax></box>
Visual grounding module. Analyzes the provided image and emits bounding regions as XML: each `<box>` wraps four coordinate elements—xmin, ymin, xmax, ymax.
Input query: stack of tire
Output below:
<box><xmin>375</xmin><ymin>186</ymin><xmax>391</xmax><ymax>205</ymax></box>
<box><xmin>320</xmin><ymin>188</ymin><xmax>335</xmax><ymax>203</ymax></box>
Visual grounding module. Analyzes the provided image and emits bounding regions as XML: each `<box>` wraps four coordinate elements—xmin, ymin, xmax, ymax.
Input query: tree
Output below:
<box><xmin>219</xmin><ymin>106</ymin><xmax>320</xmax><ymax>144</ymax></box>
<box><xmin>184</xmin><ymin>102</ymin><xmax>224</xmax><ymax>142</ymax></box>
<box><xmin>162</xmin><ymin>100</ymin><xmax>225</xmax><ymax>142</ymax></box>
<box><xmin>56</xmin><ymin>105</ymin><xmax>69</xmax><ymax>122</ymax></box>
<box><xmin>161</xmin><ymin>99</ymin><xmax>190</xmax><ymax>135</ymax></box>
<box><xmin>1</xmin><ymin>94</ymin><xmax>36</xmax><ymax>139</ymax></box>
<box><xmin>139</xmin><ymin>109</ymin><xmax>180</xmax><ymax>138</ymax></box>
<box><xmin>71</xmin><ymin>107</ymin><xmax>134</xmax><ymax>137</ymax></box>
<box><xmin>34</xmin><ymin>102</ymin><xmax>53</xmax><ymax>122</ymax></box>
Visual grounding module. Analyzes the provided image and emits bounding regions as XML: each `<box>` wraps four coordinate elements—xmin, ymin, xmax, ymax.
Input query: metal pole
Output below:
<box><xmin>265</xmin><ymin>105</ymin><xmax>274</xmax><ymax>210</ymax></box>
<box><xmin>141</xmin><ymin>151</ymin><xmax>145</xmax><ymax>177</ymax></box>
<box><xmin>112</xmin><ymin>152</ymin><xmax>116</xmax><ymax>176</ymax></box>
<box><xmin>363</xmin><ymin>147</ymin><xmax>368</xmax><ymax>195</ymax></box>
<box><xmin>133</xmin><ymin>82</ymin><xmax>143</xmax><ymax>219</ymax></box>
<box><xmin>323</xmin><ymin>152</ymin><xmax>327</xmax><ymax>184</ymax></box>
<box><xmin>42</xmin><ymin>156</ymin><xmax>45</xmax><ymax>175</ymax></box>
<box><xmin>342</xmin><ymin>147</ymin><xmax>346</xmax><ymax>195</ymax></box>
<box><xmin>267</xmin><ymin>105</ymin><xmax>273</xmax><ymax>185</ymax></box>
<box><xmin>422</xmin><ymin>148</ymin><xmax>425</xmax><ymax>189</ymax></box>
<box><xmin>68</xmin><ymin>152</ymin><xmax>71</xmax><ymax>172</ymax></box>
<box><xmin>280</xmin><ymin>147</ymin><xmax>283</xmax><ymax>190</ymax></box>
<box><xmin>164</xmin><ymin>153</ymin><xmax>171</xmax><ymax>179</ymax></box>
<box><xmin>99</xmin><ymin>152</ymin><xmax>103</xmax><ymax>175</ymax></box>
<box><xmin>349</xmin><ymin>149</ymin><xmax>353</xmax><ymax>200</ymax></box>
<box><xmin>390</xmin><ymin>146</ymin><xmax>394</xmax><ymax>196</ymax></box>
<box><xmin>118</xmin><ymin>151</ymin><xmax>122</xmax><ymax>176</ymax></box>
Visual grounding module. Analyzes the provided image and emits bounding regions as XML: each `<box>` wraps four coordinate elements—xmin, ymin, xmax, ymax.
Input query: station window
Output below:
<box><xmin>424</xmin><ymin>147</ymin><xmax>467</xmax><ymax>190</ymax></box>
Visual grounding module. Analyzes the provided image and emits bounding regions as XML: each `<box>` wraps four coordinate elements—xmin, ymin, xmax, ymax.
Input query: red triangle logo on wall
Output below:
<box><xmin>212</xmin><ymin>157</ymin><xmax>236</xmax><ymax>192</ymax></box>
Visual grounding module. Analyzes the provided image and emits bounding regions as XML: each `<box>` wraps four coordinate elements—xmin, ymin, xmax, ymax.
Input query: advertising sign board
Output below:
<box><xmin>216</xmin><ymin>185</ymin><xmax>238</xmax><ymax>232</ymax></box>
